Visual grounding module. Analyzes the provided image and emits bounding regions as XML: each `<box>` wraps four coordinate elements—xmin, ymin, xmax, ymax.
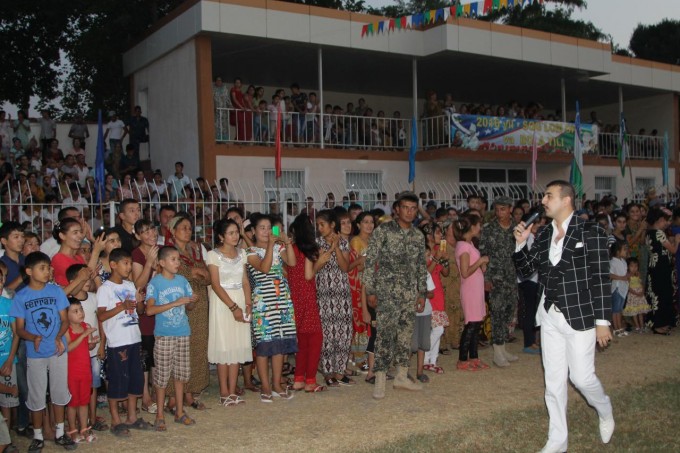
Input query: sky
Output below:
<box><xmin>364</xmin><ymin>0</ymin><xmax>680</xmax><ymax>48</ymax></box>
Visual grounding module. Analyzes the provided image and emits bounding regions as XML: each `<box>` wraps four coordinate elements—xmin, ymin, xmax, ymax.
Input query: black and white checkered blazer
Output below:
<box><xmin>513</xmin><ymin>215</ymin><xmax>612</xmax><ymax>331</ymax></box>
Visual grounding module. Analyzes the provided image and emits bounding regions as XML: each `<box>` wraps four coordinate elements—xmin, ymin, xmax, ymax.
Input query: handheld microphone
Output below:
<box><xmin>522</xmin><ymin>207</ymin><xmax>544</xmax><ymax>228</ymax></box>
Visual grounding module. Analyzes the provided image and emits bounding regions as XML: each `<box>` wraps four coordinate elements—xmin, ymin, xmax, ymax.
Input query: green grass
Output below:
<box><xmin>369</xmin><ymin>378</ymin><xmax>680</xmax><ymax>452</ymax></box>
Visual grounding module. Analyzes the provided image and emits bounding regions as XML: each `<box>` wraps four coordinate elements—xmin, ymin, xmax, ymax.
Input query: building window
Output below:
<box><xmin>633</xmin><ymin>177</ymin><xmax>655</xmax><ymax>202</ymax></box>
<box><xmin>264</xmin><ymin>169</ymin><xmax>305</xmax><ymax>214</ymax></box>
<box><xmin>345</xmin><ymin>171</ymin><xmax>383</xmax><ymax>208</ymax></box>
<box><xmin>458</xmin><ymin>168</ymin><xmax>529</xmax><ymax>200</ymax></box>
<box><xmin>593</xmin><ymin>176</ymin><xmax>616</xmax><ymax>200</ymax></box>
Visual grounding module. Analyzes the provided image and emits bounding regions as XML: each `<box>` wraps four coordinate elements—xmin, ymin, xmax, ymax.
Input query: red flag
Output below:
<box><xmin>388</xmin><ymin>19</ymin><xmax>395</xmax><ymax>32</ymax></box>
<box><xmin>275</xmin><ymin>108</ymin><xmax>282</xmax><ymax>179</ymax></box>
<box><xmin>484</xmin><ymin>0</ymin><xmax>493</xmax><ymax>13</ymax></box>
<box><xmin>531</xmin><ymin>128</ymin><xmax>538</xmax><ymax>188</ymax></box>
<box><xmin>361</xmin><ymin>24</ymin><xmax>368</xmax><ymax>37</ymax></box>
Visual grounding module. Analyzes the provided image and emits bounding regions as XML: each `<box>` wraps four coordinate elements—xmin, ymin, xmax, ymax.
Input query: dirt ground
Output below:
<box><xmin>11</xmin><ymin>331</ymin><xmax>680</xmax><ymax>452</ymax></box>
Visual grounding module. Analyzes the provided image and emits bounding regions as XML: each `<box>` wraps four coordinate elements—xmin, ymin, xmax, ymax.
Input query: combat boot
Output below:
<box><xmin>373</xmin><ymin>372</ymin><xmax>386</xmax><ymax>399</ymax></box>
<box><xmin>493</xmin><ymin>344</ymin><xmax>510</xmax><ymax>367</ymax></box>
<box><xmin>393</xmin><ymin>366</ymin><xmax>422</xmax><ymax>391</ymax></box>
<box><xmin>502</xmin><ymin>344</ymin><xmax>519</xmax><ymax>362</ymax></box>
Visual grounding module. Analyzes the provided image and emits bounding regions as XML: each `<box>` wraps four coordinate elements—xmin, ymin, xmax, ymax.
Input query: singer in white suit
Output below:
<box><xmin>512</xmin><ymin>180</ymin><xmax>615</xmax><ymax>453</ymax></box>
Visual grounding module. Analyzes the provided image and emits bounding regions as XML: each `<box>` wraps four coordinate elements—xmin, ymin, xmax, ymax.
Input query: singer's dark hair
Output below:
<box><xmin>546</xmin><ymin>180</ymin><xmax>576</xmax><ymax>209</ymax></box>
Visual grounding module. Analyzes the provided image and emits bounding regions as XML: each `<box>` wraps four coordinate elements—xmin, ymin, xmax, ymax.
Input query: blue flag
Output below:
<box><xmin>95</xmin><ymin>110</ymin><xmax>106</xmax><ymax>203</ymax></box>
<box><xmin>409</xmin><ymin>117</ymin><xmax>417</xmax><ymax>183</ymax></box>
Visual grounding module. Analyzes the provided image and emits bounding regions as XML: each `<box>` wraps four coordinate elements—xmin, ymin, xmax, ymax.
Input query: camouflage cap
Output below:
<box><xmin>493</xmin><ymin>196</ymin><xmax>514</xmax><ymax>207</ymax></box>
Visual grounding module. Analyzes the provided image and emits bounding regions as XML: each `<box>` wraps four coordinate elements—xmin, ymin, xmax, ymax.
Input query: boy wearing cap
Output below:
<box><xmin>478</xmin><ymin>195</ymin><xmax>519</xmax><ymax>368</ymax></box>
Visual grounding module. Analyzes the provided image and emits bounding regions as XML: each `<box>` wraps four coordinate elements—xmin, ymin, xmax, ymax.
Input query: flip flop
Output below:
<box><xmin>142</xmin><ymin>403</ymin><xmax>158</xmax><ymax>414</ymax></box>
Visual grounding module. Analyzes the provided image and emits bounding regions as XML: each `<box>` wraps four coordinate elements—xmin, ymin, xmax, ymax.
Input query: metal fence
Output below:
<box><xmin>598</xmin><ymin>132</ymin><xmax>664</xmax><ymax>160</ymax></box>
<box><xmin>5</xmin><ymin>177</ymin><xmax>680</xmax><ymax>250</ymax></box>
<box><xmin>216</xmin><ymin>108</ymin><xmax>414</xmax><ymax>151</ymax></box>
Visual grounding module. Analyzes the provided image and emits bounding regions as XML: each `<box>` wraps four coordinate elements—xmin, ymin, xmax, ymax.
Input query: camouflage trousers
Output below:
<box><xmin>489</xmin><ymin>281</ymin><xmax>518</xmax><ymax>345</ymax></box>
<box><xmin>373</xmin><ymin>297</ymin><xmax>416</xmax><ymax>372</ymax></box>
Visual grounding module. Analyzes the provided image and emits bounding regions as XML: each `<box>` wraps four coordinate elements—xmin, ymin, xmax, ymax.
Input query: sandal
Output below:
<box><xmin>365</xmin><ymin>376</ymin><xmax>376</xmax><ymax>384</ymax></box>
<box><xmin>109</xmin><ymin>423</ymin><xmax>130</xmax><ymax>437</ymax></box>
<box><xmin>91</xmin><ymin>418</ymin><xmax>109</xmax><ymax>431</ymax></box>
<box><xmin>337</xmin><ymin>376</ymin><xmax>356</xmax><ymax>386</ymax></box>
<box><xmin>251</xmin><ymin>376</ymin><xmax>261</xmax><ymax>386</ymax></box>
<box><xmin>164</xmin><ymin>405</ymin><xmax>176</xmax><ymax>416</ymax></box>
<box><xmin>127</xmin><ymin>417</ymin><xmax>152</xmax><ymax>430</ymax></box>
<box><xmin>235</xmin><ymin>386</ymin><xmax>245</xmax><ymax>396</ymax></box>
<box><xmin>189</xmin><ymin>400</ymin><xmax>207</xmax><ymax>411</ymax></box>
<box><xmin>67</xmin><ymin>429</ymin><xmax>83</xmax><ymax>444</ymax></box>
<box><xmin>272</xmin><ymin>389</ymin><xmax>294</xmax><ymax>400</ymax></box>
<box><xmin>416</xmin><ymin>374</ymin><xmax>430</xmax><ymax>383</ymax></box>
<box><xmin>260</xmin><ymin>393</ymin><xmax>273</xmax><ymax>403</ymax></box>
<box><xmin>429</xmin><ymin>365</ymin><xmax>444</xmax><ymax>374</ymax></box>
<box><xmin>282</xmin><ymin>363</ymin><xmax>293</xmax><ymax>375</ymax></box>
<box><xmin>174</xmin><ymin>413</ymin><xmax>196</xmax><ymax>426</ymax></box>
<box><xmin>220</xmin><ymin>394</ymin><xmax>245</xmax><ymax>406</ymax></box>
<box><xmin>154</xmin><ymin>418</ymin><xmax>167</xmax><ymax>432</ymax></box>
<box><xmin>304</xmin><ymin>384</ymin><xmax>326</xmax><ymax>393</ymax></box>
<box><xmin>325</xmin><ymin>377</ymin><xmax>340</xmax><ymax>387</ymax></box>
<box><xmin>142</xmin><ymin>402</ymin><xmax>158</xmax><ymax>414</ymax></box>
<box><xmin>456</xmin><ymin>360</ymin><xmax>478</xmax><ymax>371</ymax></box>
<box><xmin>80</xmin><ymin>428</ymin><xmax>97</xmax><ymax>443</ymax></box>
<box><xmin>470</xmin><ymin>359</ymin><xmax>490</xmax><ymax>370</ymax></box>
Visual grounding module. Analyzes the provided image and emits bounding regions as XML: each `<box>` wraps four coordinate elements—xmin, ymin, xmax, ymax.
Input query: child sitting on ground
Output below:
<box><xmin>97</xmin><ymin>248</ymin><xmax>151</xmax><ymax>437</ymax></box>
<box><xmin>10</xmin><ymin>252</ymin><xmax>76</xmax><ymax>451</ymax></box>
<box><xmin>145</xmin><ymin>246</ymin><xmax>197</xmax><ymax>431</ymax></box>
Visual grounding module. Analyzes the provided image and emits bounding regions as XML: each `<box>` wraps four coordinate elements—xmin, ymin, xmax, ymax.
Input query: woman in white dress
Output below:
<box><xmin>206</xmin><ymin>218</ymin><xmax>253</xmax><ymax>406</ymax></box>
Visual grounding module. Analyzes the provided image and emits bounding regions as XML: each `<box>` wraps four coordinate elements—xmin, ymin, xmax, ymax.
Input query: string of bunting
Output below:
<box><xmin>361</xmin><ymin>0</ymin><xmax>545</xmax><ymax>37</ymax></box>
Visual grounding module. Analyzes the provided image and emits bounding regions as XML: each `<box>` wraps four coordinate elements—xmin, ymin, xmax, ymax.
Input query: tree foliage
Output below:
<box><xmin>0</xmin><ymin>0</ymin><xmax>183</xmax><ymax>120</ymax></box>
<box><xmin>629</xmin><ymin>19</ymin><xmax>680</xmax><ymax>65</ymax></box>
<box><xmin>0</xmin><ymin>1</ymin><xmax>81</xmax><ymax>112</ymax></box>
<box><xmin>481</xmin><ymin>1</ymin><xmax>605</xmax><ymax>42</ymax></box>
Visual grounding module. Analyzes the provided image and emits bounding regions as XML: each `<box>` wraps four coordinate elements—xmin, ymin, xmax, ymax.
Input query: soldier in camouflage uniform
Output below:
<box><xmin>479</xmin><ymin>195</ymin><xmax>519</xmax><ymax>367</ymax></box>
<box><xmin>362</xmin><ymin>192</ymin><xmax>428</xmax><ymax>399</ymax></box>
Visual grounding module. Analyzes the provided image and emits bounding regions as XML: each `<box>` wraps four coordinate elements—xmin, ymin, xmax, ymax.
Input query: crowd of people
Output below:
<box><xmin>0</xmin><ymin>177</ymin><xmax>675</xmax><ymax>451</ymax></box>
<box><xmin>213</xmin><ymin>77</ymin><xmax>410</xmax><ymax>149</ymax></box>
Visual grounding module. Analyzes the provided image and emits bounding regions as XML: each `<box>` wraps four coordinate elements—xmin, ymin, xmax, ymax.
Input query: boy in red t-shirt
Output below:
<box><xmin>65</xmin><ymin>300</ymin><xmax>98</xmax><ymax>443</ymax></box>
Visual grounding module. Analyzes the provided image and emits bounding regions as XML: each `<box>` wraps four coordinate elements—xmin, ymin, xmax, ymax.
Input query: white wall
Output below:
<box><xmin>132</xmin><ymin>40</ymin><xmax>199</xmax><ymax>179</ymax></box>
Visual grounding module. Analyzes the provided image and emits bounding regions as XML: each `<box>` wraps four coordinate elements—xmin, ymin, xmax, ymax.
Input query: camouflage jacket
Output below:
<box><xmin>479</xmin><ymin>218</ymin><xmax>516</xmax><ymax>283</ymax></box>
<box><xmin>362</xmin><ymin>220</ymin><xmax>428</xmax><ymax>299</ymax></box>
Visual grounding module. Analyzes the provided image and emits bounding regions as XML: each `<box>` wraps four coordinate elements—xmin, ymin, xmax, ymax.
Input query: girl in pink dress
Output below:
<box><xmin>453</xmin><ymin>215</ymin><xmax>489</xmax><ymax>371</ymax></box>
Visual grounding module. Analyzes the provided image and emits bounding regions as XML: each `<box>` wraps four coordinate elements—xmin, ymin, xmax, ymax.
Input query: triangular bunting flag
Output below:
<box><xmin>484</xmin><ymin>0</ymin><xmax>493</xmax><ymax>14</ymax></box>
<box><xmin>406</xmin><ymin>15</ymin><xmax>412</xmax><ymax>28</ymax></box>
<box><xmin>424</xmin><ymin>10</ymin><xmax>430</xmax><ymax>24</ymax></box>
<box><xmin>493</xmin><ymin>0</ymin><xmax>500</xmax><ymax>10</ymax></box>
<box><xmin>361</xmin><ymin>24</ymin><xmax>368</xmax><ymax>37</ymax></box>
<box><xmin>367</xmin><ymin>23</ymin><xmax>373</xmax><ymax>35</ymax></box>
<box><xmin>470</xmin><ymin>2</ymin><xmax>478</xmax><ymax>16</ymax></box>
<box><xmin>463</xmin><ymin>3</ymin><xmax>470</xmax><ymax>15</ymax></box>
<box><xmin>378</xmin><ymin>21</ymin><xmax>384</xmax><ymax>33</ymax></box>
<box><xmin>437</xmin><ymin>8</ymin><xmax>446</xmax><ymax>22</ymax></box>
<box><xmin>388</xmin><ymin>18</ymin><xmax>395</xmax><ymax>32</ymax></box>
<box><xmin>400</xmin><ymin>16</ymin><xmax>406</xmax><ymax>28</ymax></box>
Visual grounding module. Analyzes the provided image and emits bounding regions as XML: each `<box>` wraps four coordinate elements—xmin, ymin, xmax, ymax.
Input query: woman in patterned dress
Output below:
<box><xmin>246</xmin><ymin>214</ymin><xmax>297</xmax><ymax>402</ymax></box>
<box><xmin>315</xmin><ymin>210</ymin><xmax>353</xmax><ymax>387</ymax></box>
<box><xmin>645</xmin><ymin>207</ymin><xmax>677</xmax><ymax>335</ymax></box>
<box><xmin>165</xmin><ymin>213</ymin><xmax>211</xmax><ymax>410</ymax></box>
<box><xmin>348</xmin><ymin>212</ymin><xmax>374</xmax><ymax>371</ymax></box>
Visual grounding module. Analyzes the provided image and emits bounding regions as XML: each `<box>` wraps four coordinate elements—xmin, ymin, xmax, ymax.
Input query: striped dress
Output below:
<box><xmin>247</xmin><ymin>244</ymin><xmax>298</xmax><ymax>357</ymax></box>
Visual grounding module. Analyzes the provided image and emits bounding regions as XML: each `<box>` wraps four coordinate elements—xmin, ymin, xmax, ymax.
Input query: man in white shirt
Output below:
<box><xmin>104</xmin><ymin>111</ymin><xmax>127</xmax><ymax>156</ymax></box>
<box><xmin>513</xmin><ymin>180</ymin><xmax>614</xmax><ymax>453</ymax></box>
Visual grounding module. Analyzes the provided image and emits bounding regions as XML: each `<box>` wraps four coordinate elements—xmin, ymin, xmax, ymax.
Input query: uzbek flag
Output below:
<box><xmin>570</xmin><ymin>101</ymin><xmax>583</xmax><ymax>197</ymax></box>
<box><xmin>617</xmin><ymin>112</ymin><xmax>628</xmax><ymax>177</ymax></box>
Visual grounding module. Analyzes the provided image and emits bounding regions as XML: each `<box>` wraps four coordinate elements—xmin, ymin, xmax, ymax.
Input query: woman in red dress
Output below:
<box><xmin>287</xmin><ymin>214</ymin><xmax>326</xmax><ymax>392</ymax></box>
<box><xmin>229</xmin><ymin>78</ymin><xmax>253</xmax><ymax>142</ymax></box>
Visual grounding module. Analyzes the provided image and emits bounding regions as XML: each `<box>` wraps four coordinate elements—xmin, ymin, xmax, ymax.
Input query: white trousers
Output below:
<box><xmin>539</xmin><ymin>304</ymin><xmax>612</xmax><ymax>450</ymax></box>
<box><xmin>425</xmin><ymin>326</ymin><xmax>444</xmax><ymax>365</ymax></box>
